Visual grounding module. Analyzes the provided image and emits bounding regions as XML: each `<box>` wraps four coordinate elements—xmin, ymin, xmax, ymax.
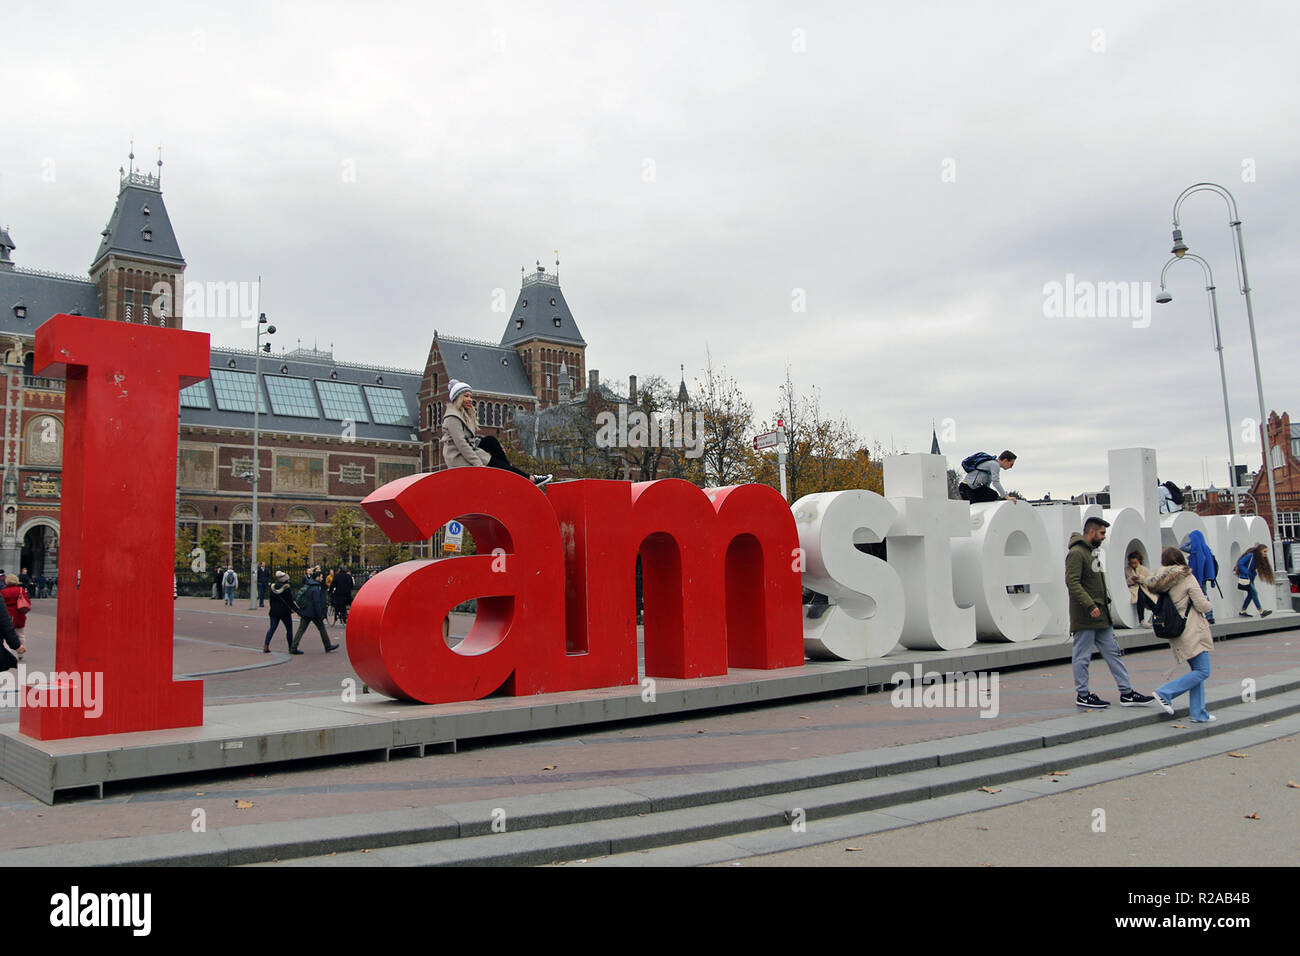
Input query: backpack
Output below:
<box><xmin>296</xmin><ymin>584</ymin><xmax>311</xmax><ymax>608</ymax></box>
<box><xmin>1163</xmin><ymin>481</ymin><xmax>1185</xmax><ymax>506</ymax></box>
<box><xmin>961</xmin><ymin>452</ymin><xmax>995</xmax><ymax>474</ymax></box>
<box><xmin>223</xmin><ymin>570</ymin><xmax>236</xmax><ymax>587</ymax></box>
<box><xmin>1151</xmin><ymin>591</ymin><xmax>1187</xmax><ymax>640</ymax></box>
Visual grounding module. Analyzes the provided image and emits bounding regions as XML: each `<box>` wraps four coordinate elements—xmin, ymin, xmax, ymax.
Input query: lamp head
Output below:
<box><xmin>1156</xmin><ymin>289</ymin><xmax>1173</xmax><ymax>304</ymax></box>
<box><xmin>1171</xmin><ymin>228</ymin><xmax>1188</xmax><ymax>258</ymax></box>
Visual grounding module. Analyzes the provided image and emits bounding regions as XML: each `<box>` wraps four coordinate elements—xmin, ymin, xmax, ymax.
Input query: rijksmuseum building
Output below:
<box><xmin>0</xmin><ymin>157</ymin><xmax>598</xmax><ymax>575</ymax></box>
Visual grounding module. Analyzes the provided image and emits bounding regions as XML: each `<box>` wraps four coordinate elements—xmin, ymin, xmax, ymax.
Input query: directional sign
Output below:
<box><xmin>443</xmin><ymin>519</ymin><xmax>464</xmax><ymax>553</ymax></box>
<box><xmin>754</xmin><ymin>431</ymin><xmax>782</xmax><ymax>451</ymax></box>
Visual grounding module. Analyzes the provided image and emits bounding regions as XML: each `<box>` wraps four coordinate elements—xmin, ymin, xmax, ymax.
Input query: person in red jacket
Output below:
<box><xmin>1</xmin><ymin>573</ymin><xmax>30</xmax><ymax>646</ymax></box>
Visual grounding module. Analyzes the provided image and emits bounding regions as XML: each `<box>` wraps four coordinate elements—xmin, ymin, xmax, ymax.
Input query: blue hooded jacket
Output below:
<box><xmin>1181</xmin><ymin>531</ymin><xmax>1219</xmax><ymax>592</ymax></box>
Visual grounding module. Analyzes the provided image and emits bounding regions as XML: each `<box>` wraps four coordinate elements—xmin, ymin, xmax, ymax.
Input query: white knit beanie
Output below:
<box><xmin>448</xmin><ymin>379</ymin><xmax>472</xmax><ymax>403</ymax></box>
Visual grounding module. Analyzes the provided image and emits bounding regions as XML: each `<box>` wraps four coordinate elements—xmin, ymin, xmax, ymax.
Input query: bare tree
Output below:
<box><xmin>696</xmin><ymin>348</ymin><xmax>758</xmax><ymax>487</ymax></box>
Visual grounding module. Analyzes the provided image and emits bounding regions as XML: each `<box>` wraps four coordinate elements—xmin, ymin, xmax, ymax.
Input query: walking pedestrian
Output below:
<box><xmin>222</xmin><ymin>566</ymin><xmax>238</xmax><ymax>606</ymax></box>
<box><xmin>1235</xmin><ymin>543</ymin><xmax>1275</xmax><ymax>618</ymax></box>
<box><xmin>1142</xmin><ymin>547</ymin><xmax>1216</xmax><ymax>722</ymax></box>
<box><xmin>330</xmin><ymin>567</ymin><xmax>354</xmax><ymax>624</ymax></box>
<box><xmin>264</xmin><ymin>570</ymin><xmax>300</xmax><ymax>654</ymax></box>
<box><xmin>0</xmin><ymin>598</ymin><xmax>25</xmax><ymax>674</ymax></box>
<box><xmin>958</xmin><ymin>451</ymin><xmax>1018</xmax><ymax>503</ymax></box>
<box><xmin>442</xmin><ymin>379</ymin><xmax>551</xmax><ymax>485</ymax></box>
<box><xmin>291</xmin><ymin>569</ymin><xmax>339</xmax><ymax>653</ymax></box>
<box><xmin>1</xmin><ymin>574</ymin><xmax>30</xmax><ymax>648</ymax></box>
<box><xmin>1179</xmin><ymin>530</ymin><xmax>1220</xmax><ymax>624</ymax></box>
<box><xmin>1065</xmin><ymin>516</ymin><xmax>1155</xmax><ymax>709</ymax></box>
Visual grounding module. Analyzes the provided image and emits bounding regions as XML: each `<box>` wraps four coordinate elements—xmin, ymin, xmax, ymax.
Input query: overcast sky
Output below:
<box><xmin>3</xmin><ymin>1</ymin><xmax>1298</xmax><ymax>499</ymax></box>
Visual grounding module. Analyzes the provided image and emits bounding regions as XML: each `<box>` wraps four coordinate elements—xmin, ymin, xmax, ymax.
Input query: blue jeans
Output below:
<box><xmin>1240</xmin><ymin>581</ymin><xmax>1261</xmax><ymax>612</ymax></box>
<box><xmin>224</xmin><ymin>586</ymin><xmax>235</xmax><ymax>605</ymax></box>
<box><xmin>1156</xmin><ymin>651</ymin><xmax>1211</xmax><ymax>721</ymax></box>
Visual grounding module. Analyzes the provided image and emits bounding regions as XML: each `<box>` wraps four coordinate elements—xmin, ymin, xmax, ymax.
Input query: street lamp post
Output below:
<box><xmin>1170</xmin><ymin>182</ymin><xmax>1287</xmax><ymax>601</ymax></box>
<box><xmin>1155</xmin><ymin>253</ymin><xmax>1240</xmax><ymax>515</ymax></box>
<box><xmin>249</xmin><ymin>313</ymin><xmax>275</xmax><ymax>609</ymax></box>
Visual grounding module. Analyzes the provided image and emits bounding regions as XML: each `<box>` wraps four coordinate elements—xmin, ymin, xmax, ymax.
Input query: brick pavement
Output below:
<box><xmin>0</xmin><ymin>597</ymin><xmax>1294</xmax><ymax>852</ymax></box>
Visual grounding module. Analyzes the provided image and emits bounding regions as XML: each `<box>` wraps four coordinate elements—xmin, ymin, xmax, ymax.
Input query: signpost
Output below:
<box><xmin>753</xmin><ymin>420</ymin><xmax>789</xmax><ymax>500</ymax></box>
<box><xmin>443</xmin><ymin>519</ymin><xmax>464</xmax><ymax>554</ymax></box>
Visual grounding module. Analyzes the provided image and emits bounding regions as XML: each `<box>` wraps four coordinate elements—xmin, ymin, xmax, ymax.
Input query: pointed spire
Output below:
<box><xmin>0</xmin><ymin>224</ymin><xmax>14</xmax><ymax>268</ymax></box>
<box><xmin>930</xmin><ymin>425</ymin><xmax>941</xmax><ymax>456</ymax></box>
<box><xmin>157</xmin><ymin>144</ymin><xmax>163</xmax><ymax>185</ymax></box>
<box><xmin>677</xmin><ymin>363</ymin><xmax>689</xmax><ymax>404</ymax></box>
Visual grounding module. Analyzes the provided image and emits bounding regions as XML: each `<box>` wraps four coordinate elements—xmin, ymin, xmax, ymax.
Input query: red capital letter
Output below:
<box><xmin>349</xmin><ymin>468</ymin><xmax>565</xmax><ymax>703</ymax></box>
<box><xmin>21</xmin><ymin>315</ymin><xmax>208</xmax><ymax>739</ymax></box>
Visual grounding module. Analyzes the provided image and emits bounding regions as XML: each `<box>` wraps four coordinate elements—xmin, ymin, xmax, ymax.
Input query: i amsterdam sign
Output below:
<box><xmin>21</xmin><ymin>314</ymin><xmax>1274</xmax><ymax>740</ymax></box>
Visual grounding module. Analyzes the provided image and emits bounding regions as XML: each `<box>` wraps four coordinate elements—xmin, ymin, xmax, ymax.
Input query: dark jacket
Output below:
<box><xmin>0</xmin><ymin>599</ymin><xmax>23</xmax><ymax>670</ymax></box>
<box><xmin>298</xmin><ymin>579</ymin><xmax>329</xmax><ymax>620</ymax></box>
<box><xmin>1066</xmin><ymin>532</ymin><xmax>1112</xmax><ymax>633</ymax></box>
<box><xmin>330</xmin><ymin>570</ymin><xmax>354</xmax><ymax>607</ymax></box>
<box><xmin>268</xmin><ymin>582</ymin><xmax>299</xmax><ymax>621</ymax></box>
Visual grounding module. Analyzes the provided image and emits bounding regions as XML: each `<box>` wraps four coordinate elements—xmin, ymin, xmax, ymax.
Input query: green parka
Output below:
<box><xmin>1066</xmin><ymin>532</ymin><xmax>1112</xmax><ymax>633</ymax></box>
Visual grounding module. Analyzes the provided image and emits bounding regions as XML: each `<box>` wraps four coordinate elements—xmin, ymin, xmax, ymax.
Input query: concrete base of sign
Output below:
<box><xmin>1</xmin><ymin>612</ymin><xmax>1295</xmax><ymax>804</ymax></box>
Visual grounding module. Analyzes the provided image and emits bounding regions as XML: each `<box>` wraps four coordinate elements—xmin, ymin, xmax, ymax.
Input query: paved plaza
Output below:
<box><xmin>1</xmin><ymin>596</ymin><xmax>1296</xmax><ymax>865</ymax></box>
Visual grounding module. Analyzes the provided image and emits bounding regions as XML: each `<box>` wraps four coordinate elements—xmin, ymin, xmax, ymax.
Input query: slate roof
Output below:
<box><xmin>438</xmin><ymin>335</ymin><xmax>534</xmax><ymax>399</ymax></box>
<box><xmin>0</xmin><ymin>266</ymin><xmax>100</xmax><ymax>337</ymax></box>
<box><xmin>91</xmin><ymin>175</ymin><xmax>185</xmax><ymax>269</ymax></box>
<box><xmin>499</xmin><ymin>266</ymin><xmax>586</xmax><ymax>348</ymax></box>
<box><xmin>178</xmin><ymin>347</ymin><xmax>422</xmax><ymax>444</ymax></box>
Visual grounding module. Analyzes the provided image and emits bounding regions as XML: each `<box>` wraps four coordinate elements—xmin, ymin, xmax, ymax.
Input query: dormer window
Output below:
<box><xmin>515</xmin><ymin>318</ymin><xmax>524</xmax><ymax>329</ymax></box>
<box><xmin>141</xmin><ymin>204</ymin><xmax>151</xmax><ymax>216</ymax></box>
<box><xmin>461</xmin><ymin>352</ymin><xmax>470</xmax><ymax>361</ymax></box>
<box><xmin>140</xmin><ymin>225</ymin><xmax>153</xmax><ymax>241</ymax></box>
<box><xmin>550</xmin><ymin>298</ymin><xmax>556</xmax><ymax>306</ymax></box>
<box><xmin>521</xmin><ymin>299</ymin><xmax>528</xmax><ymax>308</ymax></box>
<box><xmin>552</xmin><ymin>316</ymin><xmax>562</xmax><ymax>327</ymax></box>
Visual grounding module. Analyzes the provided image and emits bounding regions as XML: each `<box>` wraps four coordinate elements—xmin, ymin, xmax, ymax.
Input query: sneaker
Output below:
<box><xmin>1153</xmin><ymin>693</ymin><xmax>1175</xmax><ymax>716</ymax></box>
<box><xmin>531</xmin><ymin>474</ymin><xmax>553</xmax><ymax>487</ymax></box>
<box><xmin>1120</xmin><ymin>691</ymin><xmax>1155</xmax><ymax>707</ymax></box>
<box><xmin>1076</xmin><ymin>693</ymin><xmax>1109</xmax><ymax>709</ymax></box>
<box><xmin>1240</xmin><ymin>610</ymin><xmax>1253</xmax><ymax>617</ymax></box>
<box><xmin>1261</xmin><ymin>609</ymin><xmax>1273</xmax><ymax>618</ymax></box>
<box><xmin>1191</xmin><ymin>714</ymin><xmax>1217</xmax><ymax>723</ymax></box>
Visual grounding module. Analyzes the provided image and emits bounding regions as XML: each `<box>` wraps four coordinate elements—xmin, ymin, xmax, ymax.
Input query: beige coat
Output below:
<box><xmin>440</xmin><ymin>404</ymin><xmax>491</xmax><ymax>468</ymax></box>
<box><xmin>1127</xmin><ymin>563</ymin><xmax>1157</xmax><ymax>604</ymax></box>
<box><xmin>1139</xmin><ymin>565</ymin><xmax>1213</xmax><ymax>663</ymax></box>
